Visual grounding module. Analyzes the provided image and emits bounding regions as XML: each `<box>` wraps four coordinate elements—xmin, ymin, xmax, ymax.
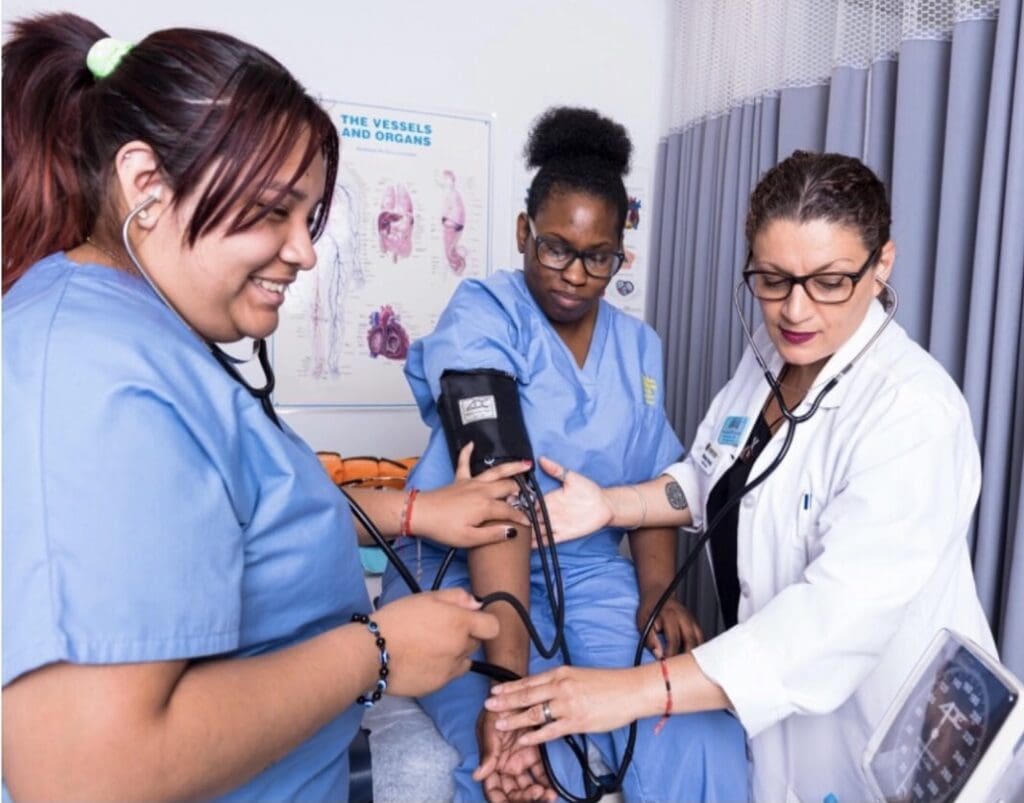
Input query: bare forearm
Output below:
<box><xmin>607</xmin><ymin>475</ymin><xmax>693</xmax><ymax>530</ymax></box>
<box><xmin>159</xmin><ymin>626</ymin><xmax>381</xmax><ymax>797</ymax></box>
<box><xmin>468</xmin><ymin>537</ymin><xmax>531</xmax><ymax>675</ymax></box>
<box><xmin>3</xmin><ymin>626</ymin><xmax>380</xmax><ymax>801</ymax></box>
<box><xmin>345</xmin><ymin>486</ymin><xmax>403</xmax><ymax>544</ymax></box>
<box><xmin>629</xmin><ymin>526</ymin><xmax>679</xmax><ymax>595</ymax></box>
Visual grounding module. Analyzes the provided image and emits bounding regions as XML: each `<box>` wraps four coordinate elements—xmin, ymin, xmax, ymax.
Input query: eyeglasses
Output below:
<box><xmin>528</xmin><ymin>219</ymin><xmax>625</xmax><ymax>279</ymax></box>
<box><xmin>742</xmin><ymin>246</ymin><xmax>881</xmax><ymax>304</ymax></box>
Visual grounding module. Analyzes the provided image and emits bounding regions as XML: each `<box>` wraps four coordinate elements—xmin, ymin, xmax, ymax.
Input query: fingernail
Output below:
<box><xmin>522</xmin><ymin>459</ymin><xmax>532</xmax><ymax>467</ymax></box>
<box><xmin>505</xmin><ymin>526</ymin><xmax>517</xmax><ymax>539</ymax></box>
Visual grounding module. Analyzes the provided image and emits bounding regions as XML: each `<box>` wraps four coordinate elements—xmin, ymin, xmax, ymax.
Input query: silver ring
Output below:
<box><xmin>541</xmin><ymin>701</ymin><xmax>555</xmax><ymax>725</ymax></box>
<box><xmin>559</xmin><ymin>468</ymin><xmax>569</xmax><ymax>483</ymax></box>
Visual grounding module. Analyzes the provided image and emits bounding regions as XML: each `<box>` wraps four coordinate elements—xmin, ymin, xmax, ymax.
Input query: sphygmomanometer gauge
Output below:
<box><xmin>863</xmin><ymin>630</ymin><xmax>1022</xmax><ymax>802</ymax></box>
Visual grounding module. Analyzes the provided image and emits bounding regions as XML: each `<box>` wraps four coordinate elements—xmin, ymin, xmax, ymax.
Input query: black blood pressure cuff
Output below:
<box><xmin>437</xmin><ymin>368</ymin><xmax>534</xmax><ymax>476</ymax></box>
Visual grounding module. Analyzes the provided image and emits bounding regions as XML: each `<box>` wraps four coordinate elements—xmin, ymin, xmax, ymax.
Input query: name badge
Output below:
<box><xmin>718</xmin><ymin>415</ymin><xmax>749</xmax><ymax>447</ymax></box>
<box><xmin>698</xmin><ymin>442</ymin><xmax>720</xmax><ymax>475</ymax></box>
<box><xmin>641</xmin><ymin>375</ymin><xmax>658</xmax><ymax>406</ymax></box>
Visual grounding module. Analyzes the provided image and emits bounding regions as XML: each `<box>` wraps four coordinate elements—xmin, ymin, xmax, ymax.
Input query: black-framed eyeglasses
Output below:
<box><xmin>742</xmin><ymin>246</ymin><xmax>881</xmax><ymax>304</ymax></box>
<box><xmin>528</xmin><ymin>218</ymin><xmax>625</xmax><ymax>279</ymax></box>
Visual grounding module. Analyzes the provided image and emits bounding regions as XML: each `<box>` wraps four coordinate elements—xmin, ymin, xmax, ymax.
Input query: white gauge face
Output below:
<box><xmin>890</xmin><ymin>663</ymin><xmax>989</xmax><ymax>802</ymax></box>
<box><xmin>866</xmin><ymin>640</ymin><xmax>1018</xmax><ymax>803</ymax></box>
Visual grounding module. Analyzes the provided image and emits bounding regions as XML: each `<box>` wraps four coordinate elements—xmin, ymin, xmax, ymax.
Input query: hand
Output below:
<box><xmin>472</xmin><ymin>708</ymin><xmax>555</xmax><ymax>802</ymax></box>
<box><xmin>373</xmin><ymin>588</ymin><xmax>499</xmax><ymax>697</ymax></box>
<box><xmin>484</xmin><ymin>665</ymin><xmax>647</xmax><ymax>748</ymax></box>
<box><xmin>534</xmin><ymin>456</ymin><xmax>612</xmax><ymax>545</ymax></box>
<box><xmin>415</xmin><ymin>443</ymin><xmax>532</xmax><ymax>547</ymax></box>
<box><xmin>636</xmin><ymin>594</ymin><xmax>704</xmax><ymax>658</ymax></box>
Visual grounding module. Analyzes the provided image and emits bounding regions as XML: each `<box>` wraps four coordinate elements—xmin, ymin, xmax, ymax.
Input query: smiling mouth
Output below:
<box><xmin>252</xmin><ymin>277</ymin><xmax>289</xmax><ymax>296</ymax></box>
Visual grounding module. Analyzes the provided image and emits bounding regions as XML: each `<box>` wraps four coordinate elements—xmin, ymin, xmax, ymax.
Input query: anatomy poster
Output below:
<box><xmin>614</xmin><ymin>178</ymin><xmax>648</xmax><ymax>319</ymax></box>
<box><xmin>273</xmin><ymin>101</ymin><xmax>491</xmax><ymax>406</ymax></box>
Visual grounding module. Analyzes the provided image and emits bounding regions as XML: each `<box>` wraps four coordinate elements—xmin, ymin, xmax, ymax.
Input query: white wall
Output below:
<box><xmin>3</xmin><ymin>0</ymin><xmax>675</xmax><ymax>456</ymax></box>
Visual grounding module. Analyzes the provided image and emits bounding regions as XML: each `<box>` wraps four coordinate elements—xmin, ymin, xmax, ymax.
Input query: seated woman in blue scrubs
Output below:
<box><xmin>1</xmin><ymin>14</ymin><xmax>525</xmax><ymax>801</ymax></box>
<box><xmin>380</xmin><ymin>107</ymin><xmax>749</xmax><ymax>802</ymax></box>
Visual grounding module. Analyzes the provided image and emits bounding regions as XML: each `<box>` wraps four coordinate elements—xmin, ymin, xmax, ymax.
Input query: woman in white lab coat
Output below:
<box><xmin>484</xmin><ymin>150</ymin><xmax>997</xmax><ymax>802</ymax></box>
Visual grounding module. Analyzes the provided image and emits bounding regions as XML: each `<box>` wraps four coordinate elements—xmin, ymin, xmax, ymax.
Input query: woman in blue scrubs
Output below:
<box><xmin>1</xmin><ymin>14</ymin><xmax>522</xmax><ymax>801</ymax></box>
<box><xmin>379</xmin><ymin>107</ymin><xmax>749</xmax><ymax>802</ymax></box>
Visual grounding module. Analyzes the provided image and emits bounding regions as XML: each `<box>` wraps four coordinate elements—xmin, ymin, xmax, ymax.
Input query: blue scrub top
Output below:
<box><xmin>3</xmin><ymin>253</ymin><xmax>369</xmax><ymax>801</ymax></box>
<box><xmin>390</xmin><ymin>269</ymin><xmax>683</xmax><ymax>575</ymax></box>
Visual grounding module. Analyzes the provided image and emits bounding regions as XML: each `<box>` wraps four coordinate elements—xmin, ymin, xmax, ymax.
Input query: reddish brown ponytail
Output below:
<box><xmin>2</xmin><ymin>14</ymin><xmax>106</xmax><ymax>292</ymax></box>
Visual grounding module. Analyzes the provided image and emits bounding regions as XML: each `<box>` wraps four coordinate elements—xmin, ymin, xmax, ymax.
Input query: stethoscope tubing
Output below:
<box><xmin>342</xmin><ymin>285</ymin><xmax>901</xmax><ymax>802</ymax></box>
<box><xmin>117</xmin><ymin>198</ymin><xmax>600</xmax><ymax>796</ymax></box>
<box><xmin>606</xmin><ymin>276</ymin><xmax>900</xmax><ymax>795</ymax></box>
<box><xmin>124</xmin><ymin>193</ymin><xmax>900</xmax><ymax>802</ymax></box>
<box><xmin>120</xmin><ymin>198</ymin><xmax>279</xmax><ymax>422</ymax></box>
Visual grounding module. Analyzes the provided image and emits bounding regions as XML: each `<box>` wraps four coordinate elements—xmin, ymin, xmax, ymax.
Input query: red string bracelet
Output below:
<box><xmin>399</xmin><ymin>488</ymin><xmax>419</xmax><ymax>537</ymax></box>
<box><xmin>653</xmin><ymin>657</ymin><xmax>673</xmax><ymax>735</ymax></box>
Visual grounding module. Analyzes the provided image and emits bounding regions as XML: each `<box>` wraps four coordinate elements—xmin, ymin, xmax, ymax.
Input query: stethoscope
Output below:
<box><xmin>367</xmin><ymin>274</ymin><xmax>902</xmax><ymax>803</ymax></box>
<box><xmin>117</xmin><ymin>196</ymin><xmax>611</xmax><ymax>796</ymax></box>
<box><xmin>122</xmin><ymin>192</ymin><xmax>901</xmax><ymax>800</ymax></box>
<box><xmin>120</xmin><ymin>197</ymin><xmax>280</xmax><ymax>425</ymax></box>
<box><xmin>566</xmin><ymin>273</ymin><xmax>903</xmax><ymax>801</ymax></box>
<box><xmin>118</xmin><ymin>195</ymin><xmax>599</xmax><ymax>793</ymax></box>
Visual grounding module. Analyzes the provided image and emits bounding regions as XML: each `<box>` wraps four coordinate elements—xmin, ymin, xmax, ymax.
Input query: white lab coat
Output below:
<box><xmin>665</xmin><ymin>299</ymin><xmax>996</xmax><ymax>803</ymax></box>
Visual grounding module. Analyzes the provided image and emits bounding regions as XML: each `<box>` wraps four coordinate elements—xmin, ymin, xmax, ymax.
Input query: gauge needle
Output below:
<box><xmin>899</xmin><ymin>728</ymin><xmax>941</xmax><ymax>792</ymax></box>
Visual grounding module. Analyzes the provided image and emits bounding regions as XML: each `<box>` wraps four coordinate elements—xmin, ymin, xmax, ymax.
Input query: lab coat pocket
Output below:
<box><xmin>794</xmin><ymin>490</ymin><xmax>824</xmax><ymax>568</ymax></box>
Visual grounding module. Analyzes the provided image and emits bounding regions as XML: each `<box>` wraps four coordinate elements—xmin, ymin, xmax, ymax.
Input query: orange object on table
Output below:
<box><xmin>316</xmin><ymin>452</ymin><xmax>418</xmax><ymax>490</ymax></box>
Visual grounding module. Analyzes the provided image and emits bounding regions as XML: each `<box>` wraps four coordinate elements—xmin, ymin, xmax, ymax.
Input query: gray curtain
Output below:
<box><xmin>649</xmin><ymin>7</ymin><xmax>1024</xmax><ymax>676</ymax></box>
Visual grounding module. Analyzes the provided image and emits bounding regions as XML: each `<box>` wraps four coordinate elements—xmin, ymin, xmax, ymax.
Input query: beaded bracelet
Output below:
<box><xmin>653</xmin><ymin>657</ymin><xmax>673</xmax><ymax>735</ymax></box>
<box><xmin>352</xmin><ymin>613</ymin><xmax>389</xmax><ymax>707</ymax></box>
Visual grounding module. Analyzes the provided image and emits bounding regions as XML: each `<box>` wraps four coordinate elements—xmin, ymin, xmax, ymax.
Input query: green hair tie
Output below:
<box><xmin>86</xmin><ymin>37</ymin><xmax>133</xmax><ymax>79</ymax></box>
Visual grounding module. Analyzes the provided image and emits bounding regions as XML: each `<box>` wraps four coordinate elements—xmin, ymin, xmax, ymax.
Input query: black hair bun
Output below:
<box><xmin>524</xmin><ymin>106</ymin><xmax>631</xmax><ymax>175</ymax></box>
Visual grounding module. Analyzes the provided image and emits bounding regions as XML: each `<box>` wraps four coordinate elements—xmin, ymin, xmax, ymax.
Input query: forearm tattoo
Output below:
<box><xmin>665</xmin><ymin>480</ymin><xmax>689</xmax><ymax>511</ymax></box>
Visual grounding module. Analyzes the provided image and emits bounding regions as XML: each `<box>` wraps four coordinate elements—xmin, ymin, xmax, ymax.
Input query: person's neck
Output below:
<box><xmin>68</xmin><ymin>239</ymin><xmax>130</xmax><ymax>273</ymax></box>
<box><xmin>68</xmin><ymin>227</ymin><xmax>139</xmax><ymax>276</ymax></box>
<box><xmin>782</xmin><ymin>357</ymin><xmax>829</xmax><ymax>396</ymax></box>
<box><xmin>552</xmin><ymin>311</ymin><xmax>598</xmax><ymax>369</ymax></box>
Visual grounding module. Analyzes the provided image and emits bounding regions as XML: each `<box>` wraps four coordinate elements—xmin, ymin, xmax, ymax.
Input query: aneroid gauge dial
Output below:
<box><xmin>864</xmin><ymin>630</ymin><xmax>1021</xmax><ymax>802</ymax></box>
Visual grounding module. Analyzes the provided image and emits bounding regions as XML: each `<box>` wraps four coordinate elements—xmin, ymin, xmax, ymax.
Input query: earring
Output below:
<box><xmin>137</xmin><ymin>209</ymin><xmax>149</xmax><ymax>220</ymax></box>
